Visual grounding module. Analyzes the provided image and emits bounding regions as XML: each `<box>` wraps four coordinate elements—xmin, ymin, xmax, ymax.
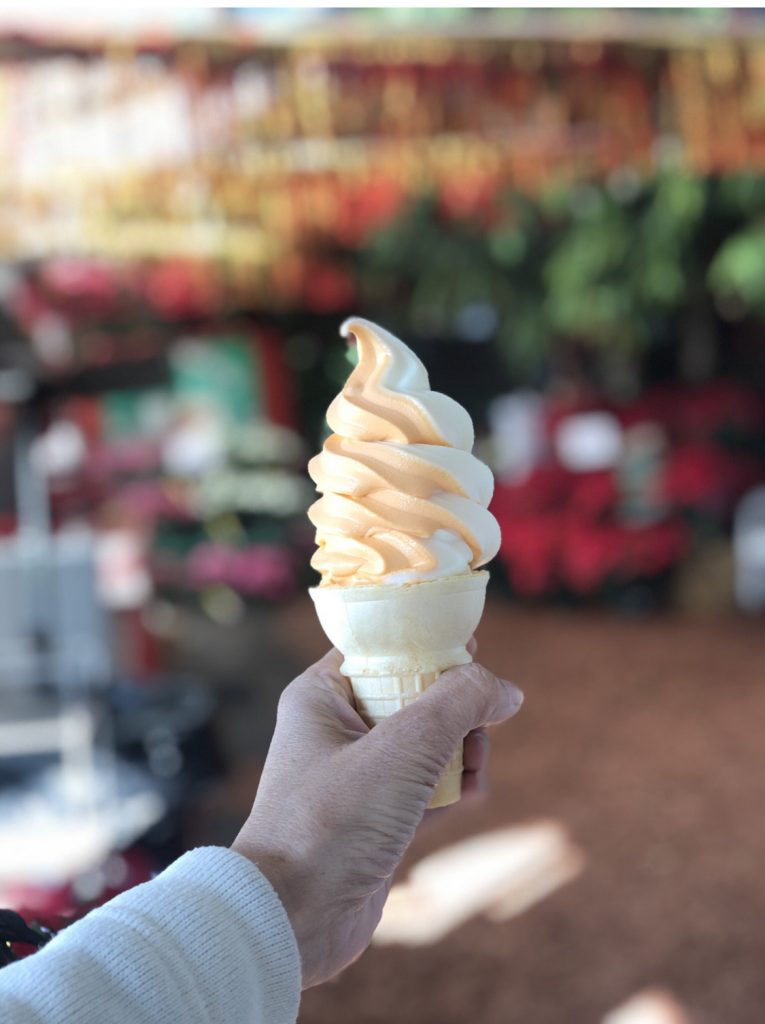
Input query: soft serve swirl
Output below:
<box><xmin>308</xmin><ymin>318</ymin><xmax>501</xmax><ymax>586</ymax></box>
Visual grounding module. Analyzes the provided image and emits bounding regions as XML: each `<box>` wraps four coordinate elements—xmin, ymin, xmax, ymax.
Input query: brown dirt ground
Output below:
<box><xmin>193</xmin><ymin>596</ymin><xmax>765</xmax><ymax>1024</ymax></box>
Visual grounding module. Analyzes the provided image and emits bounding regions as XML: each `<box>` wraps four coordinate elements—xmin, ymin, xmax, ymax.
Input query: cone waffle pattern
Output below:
<box><xmin>350</xmin><ymin>670</ymin><xmax>463</xmax><ymax>808</ymax></box>
<box><xmin>310</xmin><ymin>572</ymin><xmax>489</xmax><ymax>809</ymax></box>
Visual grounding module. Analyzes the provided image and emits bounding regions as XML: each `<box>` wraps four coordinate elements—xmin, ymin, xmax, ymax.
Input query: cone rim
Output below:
<box><xmin>309</xmin><ymin>569</ymin><xmax>489</xmax><ymax>601</ymax></box>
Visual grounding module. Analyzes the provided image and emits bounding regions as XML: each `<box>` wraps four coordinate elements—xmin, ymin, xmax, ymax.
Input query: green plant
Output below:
<box><xmin>353</xmin><ymin>172</ymin><xmax>765</xmax><ymax>379</ymax></box>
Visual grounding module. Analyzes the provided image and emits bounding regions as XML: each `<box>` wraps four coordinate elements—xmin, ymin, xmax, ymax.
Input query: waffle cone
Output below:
<box><xmin>309</xmin><ymin>571</ymin><xmax>489</xmax><ymax>808</ymax></box>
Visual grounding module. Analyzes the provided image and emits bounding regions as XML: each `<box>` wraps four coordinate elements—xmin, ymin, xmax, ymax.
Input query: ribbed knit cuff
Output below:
<box><xmin>100</xmin><ymin>846</ymin><xmax>302</xmax><ymax>1024</ymax></box>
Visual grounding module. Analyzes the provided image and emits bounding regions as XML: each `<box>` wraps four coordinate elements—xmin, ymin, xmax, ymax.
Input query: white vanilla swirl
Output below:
<box><xmin>308</xmin><ymin>317</ymin><xmax>500</xmax><ymax>586</ymax></box>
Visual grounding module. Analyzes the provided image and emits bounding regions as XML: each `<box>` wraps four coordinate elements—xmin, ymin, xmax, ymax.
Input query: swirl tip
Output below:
<box><xmin>340</xmin><ymin>316</ymin><xmax>372</xmax><ymax>341</ymax></box>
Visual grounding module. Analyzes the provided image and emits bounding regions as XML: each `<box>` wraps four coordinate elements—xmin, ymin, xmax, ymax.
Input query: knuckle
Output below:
<box><xmin>466</xmin><ymin>667</ymin><xmax>507</xmax><ymax>724</ymax></box>
<box><xmin>277</xmin><ymin>678</ymin><xmax>309</xmax><ymax>717</ymax></box>
<box><xmin>460</xmin><ymin>663</ymin><xmax>499</xmax><ymax>722</ymax></box>
<box><xmin>424</xmin><ymin>664</ymin><xmax>492</xmax><ymax>734</ymax></box>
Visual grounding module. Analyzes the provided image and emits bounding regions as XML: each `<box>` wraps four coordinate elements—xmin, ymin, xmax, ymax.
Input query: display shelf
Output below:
<box><xmin>0</xmin><ymin>10</ymin><xmax>764</xmax><ymax>61</ymax></box>
<box><xmin>1</xmin><ymin>23</ymin><xmax>764</xmax><ymax>271</ymax></box>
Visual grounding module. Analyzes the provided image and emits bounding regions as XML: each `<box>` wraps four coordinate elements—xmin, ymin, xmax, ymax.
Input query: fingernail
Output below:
<box><xmin>504</xmin><ymin>680</ymin><xmax>524</xmax><ymax>708</ymax></box>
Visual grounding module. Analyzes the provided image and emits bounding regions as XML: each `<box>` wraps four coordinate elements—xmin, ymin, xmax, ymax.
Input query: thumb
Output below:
<box><xmin>365</xmin><ymin>662</ymin><xmax>523</xmax><ymax>775</ymax></box>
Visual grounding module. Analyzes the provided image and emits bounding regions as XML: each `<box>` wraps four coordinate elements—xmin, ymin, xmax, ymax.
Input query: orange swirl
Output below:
<box><xmin>309</xmin><ymin>318</ymin><xmax>500</xmax><ymax>586</ymax></box>
<box><xmin>326</xmin><ymin>318</ymin><xmax>475</xmax><ymax>450</ymax></box>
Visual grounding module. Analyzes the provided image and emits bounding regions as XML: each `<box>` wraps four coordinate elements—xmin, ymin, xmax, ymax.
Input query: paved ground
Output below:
<box><xmin>190</xmin><ymin>596</ymin><xmax>765</xmax><ymax>1024</ymax></box>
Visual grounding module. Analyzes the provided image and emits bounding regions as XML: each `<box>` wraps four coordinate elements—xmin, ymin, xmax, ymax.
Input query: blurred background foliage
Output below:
<box><xmin>355</xmin><ymin>172</ymin><xmax>765</xmax><ymax>378</ymax></box>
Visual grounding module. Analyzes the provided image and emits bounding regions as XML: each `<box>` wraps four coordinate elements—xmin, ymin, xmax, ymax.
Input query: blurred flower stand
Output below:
<box><xmin>0</xmin><ymin>344</ymin><xmax>224</xmax><ymax>920</ymax></box>
<box><xmin>488</xmin><ymin>382</ymin><xmax>765</xmax><ymax>610</ymax></box>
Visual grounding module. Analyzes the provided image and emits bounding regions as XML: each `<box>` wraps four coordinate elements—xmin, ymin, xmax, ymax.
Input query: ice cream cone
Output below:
<box><xmin>310</xmin><ymin>571</ymin><xmax>489</xmax><ymax>808</ymax></box>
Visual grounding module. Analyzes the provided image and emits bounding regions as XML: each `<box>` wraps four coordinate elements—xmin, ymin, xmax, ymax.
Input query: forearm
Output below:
<box><xmin>0</xmin><ymin>847</ymin><xmax>300</xmax><ymax>1024</ymax></box>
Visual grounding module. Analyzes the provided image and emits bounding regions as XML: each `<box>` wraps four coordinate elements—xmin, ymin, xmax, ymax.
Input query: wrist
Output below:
<box><xmin>231</xmin><ymin>838</ymin><xmax>313</xmax><ymax>983</ymax></box>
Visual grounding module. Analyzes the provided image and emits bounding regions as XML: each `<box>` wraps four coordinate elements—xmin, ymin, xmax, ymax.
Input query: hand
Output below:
<box><xmin>232</xmin><ymin>648</ymin><xmax>523</xmax><ymax>988</ymax></box>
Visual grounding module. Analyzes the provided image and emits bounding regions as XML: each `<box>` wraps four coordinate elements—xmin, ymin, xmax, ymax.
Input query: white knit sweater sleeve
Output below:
<box><xmin>0</xmin><ymin>846</ymin><xmax>302</xmax><ymax>1024</ymax></box>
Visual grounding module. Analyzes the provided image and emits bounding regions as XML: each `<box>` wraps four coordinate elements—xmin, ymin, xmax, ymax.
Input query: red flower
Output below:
<box><xmin>339</xmin><ymin>178</ymin><xmax>406</xmax><ymax>246</ymax></box>
<box><xmin>496</xmin><ymin>512</ymin><xmax>561</xmax><ymax>596</ymax></box>
<box><xmin>566</xmin><ymin>471</ymin><xmax>617</xmax><ymax>521</ymax></box>
<box><xmin>561</xmin><ymin>521</ymin><xmax>624</xmax><ymax>593</ymax></box>
<box><xmin>439</xmin><ymin>175</ymin><xmax>499</xmax><ymax>223</ymax></box>
<box><xmin>617</xmin><ymin>387</ymin><xmax>676</xmax><ymax>430</ymax></box>
<box><xmin>303</xmin><ymin>263</ymin><xmax>357</xmax><ymax>313</ymax></box>
<box><xmin>144</xmin><ymin>261</ymin><xmax>223</xmax><ymax>320</ymax></box>
<box><xmin>662</xmin><ymin>443</ymin><xmax>764</xmax><ymax>515</ymax></box>
<box><xmin>41</xmin><ymin>259</ymin><xmax>120</xmax><ymax>315</ymax></box>
<box><xmin>625</xmin><ymin>520</ymin><xmax>690</xmax><ymax>577</ymax></box>
<box><xmin>561</xmin><ymin>519</ymin><xmax>689</xmax><ymax>593</ymax></box>
<box><xmin>491</xmin><ymin>465</ymin><xmax>571</xmax><ymax>518</ymax></box>
<box><xmin>673</xmin><ymin>382</ymin><xmax>765</xmax><ymax>438</ymax></box>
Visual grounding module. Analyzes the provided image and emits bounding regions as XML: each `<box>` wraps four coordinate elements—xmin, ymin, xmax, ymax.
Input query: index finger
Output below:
<box><xmin>300</xmin><ymin>648</ymin><xmax>356</xmax><ymax>705</ymax></box>
<box><xmin>371</xmin><ymin>662</ymin><xmax>523</xmax><ymax>761</ymax></box>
